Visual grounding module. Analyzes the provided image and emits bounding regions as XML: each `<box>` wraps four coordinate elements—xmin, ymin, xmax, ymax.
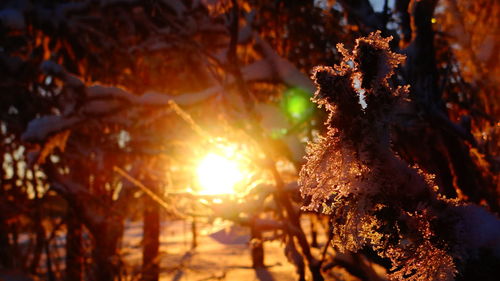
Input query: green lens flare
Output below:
<box><xmin>282</xmin><ymin>87</ymin><xmax>313</xmax><ymax>122</ymax></box>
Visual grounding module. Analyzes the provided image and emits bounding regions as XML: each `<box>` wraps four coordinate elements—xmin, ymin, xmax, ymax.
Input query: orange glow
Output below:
<box><xmin>195</xmin><ymin>145</ymin><xmax>247</xmax><ymax>195</ymax></box>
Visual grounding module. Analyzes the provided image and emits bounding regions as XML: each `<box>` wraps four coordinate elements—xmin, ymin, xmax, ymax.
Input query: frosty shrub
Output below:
<box><xmin>300</xmin><ymin>31</ymin><xmax>500</xmax><ymax>281</ymax></box>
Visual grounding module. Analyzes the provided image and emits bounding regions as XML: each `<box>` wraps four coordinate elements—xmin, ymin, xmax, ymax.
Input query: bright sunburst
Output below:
<box><xmin>196</xmin><ymin>152</ymin><xmax>244</xmax><ymax>195</ymax></box>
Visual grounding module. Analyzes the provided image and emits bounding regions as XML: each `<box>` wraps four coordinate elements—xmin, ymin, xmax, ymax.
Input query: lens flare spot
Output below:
<box><xmin>196</xmin><ymin>153</ymin><xmax>243</xmax><ymax>195</ymax></box>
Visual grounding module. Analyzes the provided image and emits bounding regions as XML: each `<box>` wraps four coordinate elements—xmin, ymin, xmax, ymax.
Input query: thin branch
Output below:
<box><xmin>113</xmin><ymin>166</ymin><xmax>185</xmax><ymax>219</ymax></box>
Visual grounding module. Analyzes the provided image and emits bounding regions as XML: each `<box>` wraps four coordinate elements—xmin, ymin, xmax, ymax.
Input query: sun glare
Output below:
<box><xmin>196</xmin><ymin>152</ymin><xmax>244</xmax><ymax>195</ymax></box>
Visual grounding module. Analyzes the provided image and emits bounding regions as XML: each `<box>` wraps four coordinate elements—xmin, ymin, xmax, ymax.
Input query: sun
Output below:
<box><xmin>196</xmin><ymin>152</ymin><xmax>244</xmax><ymax>195</ymax></box>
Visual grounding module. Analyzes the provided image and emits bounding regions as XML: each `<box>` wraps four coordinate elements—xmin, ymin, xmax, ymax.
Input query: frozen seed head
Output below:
<box><xmin>353</xmin><ymin>31</ymin><xmax>406</xmax><ymax>90</ymax></box>
<box><xmin>310</xmin><ymin>31</ymin><xmax>406</xmax><ymax>117</ymax></box>
<box><xmin>311</xmin><ymin>66</ymin><xmax>360</xmax><ymax>115</ymax></box>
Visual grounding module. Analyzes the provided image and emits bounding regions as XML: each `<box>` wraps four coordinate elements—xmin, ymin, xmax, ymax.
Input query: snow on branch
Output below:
<box><xmin>300</xmin><ymin>31</ymin><xmax>500</xmax><ymax>281</ymax></box>
<box><xmin>21</xmin><ymin>115</ymin><xmax>82</xmax><ymax>143</ymax></box>
<box><xmin>254</xmin><ymin>34</ymin><xmax>315</xmax><ymax>93</ymax></box>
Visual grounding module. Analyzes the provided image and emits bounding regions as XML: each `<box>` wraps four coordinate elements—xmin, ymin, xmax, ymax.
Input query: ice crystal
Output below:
<box><xmin>299</xmin><ymin>31</ymin><xmax>467</xmax><ymax>280</ymax></box>
<box><xmin>352</xmin><ymin>31</ymin><xmax>405</xmax><ymax>90</ymax></box>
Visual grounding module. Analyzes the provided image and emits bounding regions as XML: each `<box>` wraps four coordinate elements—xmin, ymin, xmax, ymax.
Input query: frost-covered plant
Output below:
<box><xmin>300</xmin><ymin>31</ymin><xmax>500</xmax><ymax>281</ymax></box>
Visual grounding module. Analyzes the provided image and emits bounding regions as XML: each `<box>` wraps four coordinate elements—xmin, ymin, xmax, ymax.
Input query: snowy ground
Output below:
<box><xmin>12</xmin><ymin>218</ymin><xmax>326</xmax><ymax>280</ymax></box>
<box><xmin>121</xmin><ymin>219</ymin><xmax>300</xmax><ymax>281</ymax></box>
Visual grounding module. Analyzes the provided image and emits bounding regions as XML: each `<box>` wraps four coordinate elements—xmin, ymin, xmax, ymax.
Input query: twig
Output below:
<box><xmin>319</xmin><ymin>223</ymin><xmax>334</xmax><ymax>267</ymax></box>
<box><xmin>113</xmin><ymin>166</ymin><xmax>186</xmax><ymax>219</ymax></box>
<box><xmin>168</xmin><ymin>100</ymin><xmax>212</xmax><ymax>141</ymax></box>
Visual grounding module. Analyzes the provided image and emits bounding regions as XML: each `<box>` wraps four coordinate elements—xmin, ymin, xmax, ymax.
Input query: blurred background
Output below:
<box><xmin>0</xmin><ymin>0</ymin><xmax>498</xmax><ymax>280</ymax></box>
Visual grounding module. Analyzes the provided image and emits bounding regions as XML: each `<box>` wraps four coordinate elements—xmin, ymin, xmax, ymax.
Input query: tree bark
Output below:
<box><xmin>65</xmin><ymin>209</ymin><xmax>83</xmax><ymax>281</ymax></box>
<box><xmin>92</xmin><ymin>220</ymin><xmax>123</xmax><ymax>281</ymax></box>
<box><xmin>191</xmin><ymin>219</ymin><xmax>197</xmax><ymax>250</ymax></box>
<box><xmin>250</xmin><ymin>222</ymin><xmax>264</xmax><ymax>268</ymax></box>
<box><xmin>29</xmin><ymin>189</ymin><xmax>44</xmax><ymax>274</ymax></box>
<box><xmin>309</xmin><ymin>216</ymin><xmax>318</xmax><ymax>248</ymax></box>
<box><xmin>142</xmin><ymin>197</ymin><xmax>160</xmax><ymax>281</ymax></box>
<box><xmin>0</xmin><ymin>215</ymin><xmax>12</xmax><ymax>268</ymax></box>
